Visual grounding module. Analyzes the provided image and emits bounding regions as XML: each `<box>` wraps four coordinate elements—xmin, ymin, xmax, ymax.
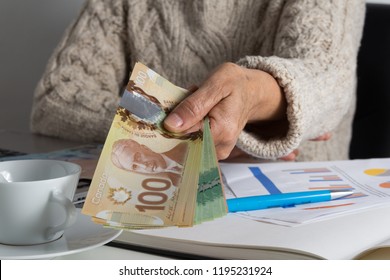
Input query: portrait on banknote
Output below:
<box><xmin>111</xmin><ymin>138</ymin><xmax>188</xmax><ymax>186</ymax></box>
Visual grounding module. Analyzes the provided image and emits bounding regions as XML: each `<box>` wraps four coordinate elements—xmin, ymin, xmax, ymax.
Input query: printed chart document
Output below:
<box><xmin>222</xmin><ymin>159</ymin><xmax>390</xmax><ymax>226</ymax></box>
<box><xmin>112</xmin><ymin>158</ymin><xmax>390</xmax><ymax>259</ymax></box>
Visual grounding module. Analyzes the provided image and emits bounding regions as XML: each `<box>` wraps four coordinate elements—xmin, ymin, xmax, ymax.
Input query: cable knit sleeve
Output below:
<box><xmin>30</xmin><ymin>0</ymin><xmax>129</xmax><ymax>143</ymax></box>
<box><xmin>236</xmin><ymin>0</ymin><xmax>365</xmax><ymax>159</ymax></box>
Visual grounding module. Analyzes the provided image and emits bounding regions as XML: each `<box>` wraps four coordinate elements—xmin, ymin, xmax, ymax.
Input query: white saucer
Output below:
<box><xmin>0</xmin><ymin>209</ymin><xmax>122</xmax><ymax>259</ymax></box>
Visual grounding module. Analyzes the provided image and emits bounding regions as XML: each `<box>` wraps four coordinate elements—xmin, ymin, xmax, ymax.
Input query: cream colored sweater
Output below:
<box><xmin>30</xmin><ymin>0</ymin><xmax>365</xmax><ymax>161</ymax></box>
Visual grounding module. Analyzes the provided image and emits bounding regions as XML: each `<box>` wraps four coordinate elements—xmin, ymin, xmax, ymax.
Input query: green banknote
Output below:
<box><xmin>82</xmin><ymin>62</ymin><xmax>226</xmax><ymax>228</ymax></box>
<box><xmin>195</xmin><ymin>118</ymin><xmax>227</xmax><ymax>224</ymax></box>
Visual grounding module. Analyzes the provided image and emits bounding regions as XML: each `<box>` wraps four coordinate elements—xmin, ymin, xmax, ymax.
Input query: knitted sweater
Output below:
<box><xmin>30</xmin><ymin>0</ymin><xmax>365</xmax><ymax>161</ymax></box>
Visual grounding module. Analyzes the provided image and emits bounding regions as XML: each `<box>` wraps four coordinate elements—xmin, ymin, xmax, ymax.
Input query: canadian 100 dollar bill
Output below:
<box><xmin>82</xmin><ymin>62</ymin><xmax>226</xmax><ymax>228</ymax></box>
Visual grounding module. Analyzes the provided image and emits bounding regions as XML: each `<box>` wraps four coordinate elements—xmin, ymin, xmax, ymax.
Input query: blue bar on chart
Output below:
<box><xmin>248</xmin><ymin>167</ymin><xmax>282</xmax><ymax>194</ymax></box>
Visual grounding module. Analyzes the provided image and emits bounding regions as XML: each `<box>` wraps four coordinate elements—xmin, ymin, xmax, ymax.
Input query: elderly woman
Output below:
<box><xmin>30</xmin><ymin>0</ymin><xmax>365</xmax><ymax>162</ymax></box>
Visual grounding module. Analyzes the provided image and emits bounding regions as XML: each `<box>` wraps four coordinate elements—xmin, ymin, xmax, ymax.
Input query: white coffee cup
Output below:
<box><xmin>0</xmin><ymin>159</ymin><xmax>81</xmax><ymax>245</ymax></box>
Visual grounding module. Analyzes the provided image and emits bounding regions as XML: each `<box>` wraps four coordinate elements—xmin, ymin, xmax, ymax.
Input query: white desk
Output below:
<box><xmin>1</xmin><ymin>130</ymin><xmax>388</xmax><ymax>260</ymax></box>
<box><xmin>55</xmin><ymin>245</ymin><xmax>171</xmax><ymax>260</ymax></box>
<box><xmin>0</xmin><ymin>129</ymin><xmax>85</xmax><ymax>154</ymax></box>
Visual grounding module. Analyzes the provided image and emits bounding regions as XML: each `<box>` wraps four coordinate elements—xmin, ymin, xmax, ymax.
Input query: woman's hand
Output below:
<box><xmin>163</xmin><ymin>62</ymin><xmax>287</xmax><ymax>160</ymax></box>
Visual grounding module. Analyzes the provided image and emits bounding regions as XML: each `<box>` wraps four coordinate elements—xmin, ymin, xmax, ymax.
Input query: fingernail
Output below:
<box><xmin>164</xmin><ymin>113</ymin><xmax>183</xmax><ymax>128</ymax></box>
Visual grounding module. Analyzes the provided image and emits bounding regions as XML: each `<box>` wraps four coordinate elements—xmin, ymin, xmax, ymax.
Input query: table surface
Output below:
<box><xmin>0</xmin><ymin>130</ymin><xmax>388</xmax><ymax>260</ymax></box>
<box><xmin>55</xmin><ymin>245</ymin><xmax>171</xmax><ymax>260</ymax></box>
<box><xmin>0</xmin><ymin>129</ymin><xmax>86</xmax><ymax>154</ymax></box>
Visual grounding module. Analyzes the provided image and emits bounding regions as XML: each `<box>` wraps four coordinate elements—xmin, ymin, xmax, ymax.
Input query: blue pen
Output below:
<box><xmin>226</xmin><ymin>190</ymin><xmax>353</xmax><ymax>212</ymax></box>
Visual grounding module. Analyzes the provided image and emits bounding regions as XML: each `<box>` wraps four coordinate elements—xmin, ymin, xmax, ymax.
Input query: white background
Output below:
<box><xmin>0</xmin><ymin>0</ymin><xmax>84</xmax><ymax>133</ymax></box>
<box><xmin>3</xmin><ymin>260</ymin><xmax>390</xmax><ymax>280</ymax></box>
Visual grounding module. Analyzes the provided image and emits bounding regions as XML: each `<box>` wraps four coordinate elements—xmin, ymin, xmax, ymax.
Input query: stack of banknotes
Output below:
<box><xmin>82</xmin><ymin>62</ymin><xmax>227</xmax><ymax>228</ymax></box>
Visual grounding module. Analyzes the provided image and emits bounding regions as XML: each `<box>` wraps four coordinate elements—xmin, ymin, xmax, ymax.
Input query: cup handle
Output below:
<box><xmin>45</xmin><ymin>190</ymin><xmax>78</xmax><ymax>240</ymax></box>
